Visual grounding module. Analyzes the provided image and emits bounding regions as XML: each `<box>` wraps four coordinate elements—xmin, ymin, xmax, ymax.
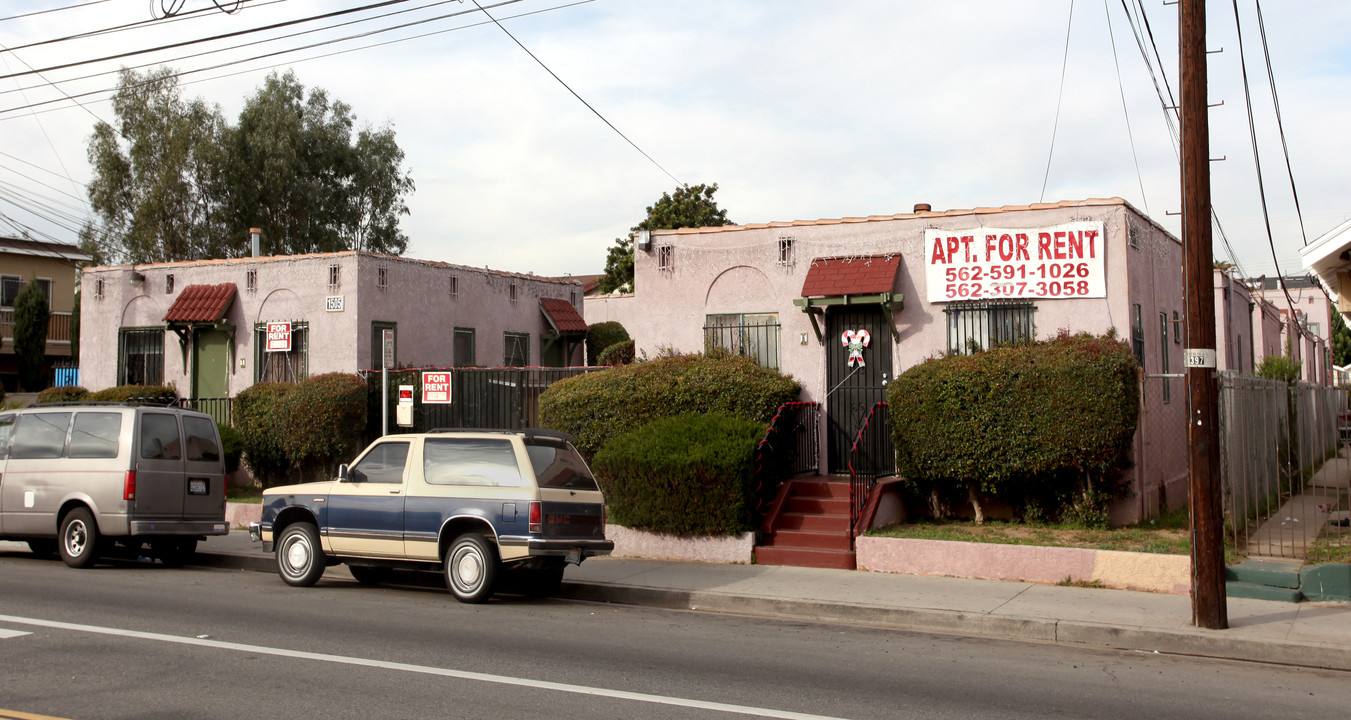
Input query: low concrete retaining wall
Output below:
<box><xmin>225</xmin><ymin>502</ymin><xmax>262</xmax><ymax>529</ymax></box>
<box><xmin>607</xmin><ymin>524</ymin><xmax>754</xmax><ymax>564</ymax></box>
<box><xmin>856</xmin><ymin>536</ymin><xmax>1191</xmax><ymax>594</ymax></box>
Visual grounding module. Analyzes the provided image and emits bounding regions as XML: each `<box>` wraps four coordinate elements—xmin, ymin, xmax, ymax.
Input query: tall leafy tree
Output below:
<box><xmin>86</xmin><ymin>68</ymin><xmax>413</xmax><ymax>263</ymax></box>
<box><xmin>13</xmin><ymin>278</ymin><xmax>50</xmax><ymax>391</ymax></box>
<box><xmin>599</xmin><ymin>183</ymin><xmax>732</xmax><ymax>293</ymax></box>
<box><xmin>1332</xmin><ymin>310</ymin><xmax>1351</xmax><ymax>367</ymax></box>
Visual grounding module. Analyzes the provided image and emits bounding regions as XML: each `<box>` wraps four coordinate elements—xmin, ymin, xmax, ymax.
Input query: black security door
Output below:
<box><xmin>825</xmin><ymin>306</ymin><xmax>892</xmax><ymax>474</ymax></box>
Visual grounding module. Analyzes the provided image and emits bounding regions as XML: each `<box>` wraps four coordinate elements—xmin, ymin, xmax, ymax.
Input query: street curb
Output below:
<box><xmin>555</xmin><ymin>581</ymin><xmax>1351</xmax><ymax>673</ymax></box>
<box><xmin>191</xmin><ymin>551</ymin><xmax>1351</xmax><ymax>673</ymax></box>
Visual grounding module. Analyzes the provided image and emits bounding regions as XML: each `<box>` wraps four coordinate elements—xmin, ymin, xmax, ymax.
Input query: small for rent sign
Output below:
<box><xmin>265</xmin><ymin>322</ymin><xmax>291</xmax><ymax>352</ymax></box>
<box><xmin>422</xmin><ymin>371</ymin><xmax>452</xmax><ymax>404</ymax></box>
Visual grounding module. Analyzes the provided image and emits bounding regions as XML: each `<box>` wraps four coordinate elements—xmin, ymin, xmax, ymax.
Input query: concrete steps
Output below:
<box><xmin>757</xmin><ymin>479</ymin><xmax>855</xmax><ymax>570</ymax></box>
<box><xmin>1225</xmin><ymin>559</ymin><xmax>1304</xmax><ymax>603</ymax></box>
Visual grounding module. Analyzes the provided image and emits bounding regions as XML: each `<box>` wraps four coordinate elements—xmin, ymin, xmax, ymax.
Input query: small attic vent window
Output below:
<box><xmin>778</xmin><ymin>237</ymin><xmax>795</xmax><ymax>267</ymax></box>
<box><xmin>246</xmin><ymin>269</ymin><xmax>257</xmax><ymax>293</ymax></box>
<box><xmin>658</xmin><ymin>245</ymin><xmax>674</xmax><ymax>273</ymax></box>
<box><xmin>378</xmin><ymin>266</ymin><xmax>388</xmax><ymax>291</ymax></box>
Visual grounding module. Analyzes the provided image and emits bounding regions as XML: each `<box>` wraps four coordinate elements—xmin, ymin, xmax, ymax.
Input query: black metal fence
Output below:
<box><xmin>751</xmin><ymin>402</ymin><xmax>821</xmax><ymax>517</ymax></box>
<box><xmin>848</xmin><ymin>401</ymin><xmax>896</xmax><ymax>541</ymax></box>
<box><xmin>180</xmin><ymin>397</ymin><xmax>232</xmax><ymax>427</ymax></box>
<box><xmin>363</xmin><ymin>367</ymin><xmax>605</xmax><ymax>438</ymax></box>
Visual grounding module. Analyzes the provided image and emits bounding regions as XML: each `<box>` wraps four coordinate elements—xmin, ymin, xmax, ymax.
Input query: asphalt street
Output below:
<box><xmin>0</xmin><ymin>552</ymin><xmax>1347</xmax><ymax>720</ymax></box>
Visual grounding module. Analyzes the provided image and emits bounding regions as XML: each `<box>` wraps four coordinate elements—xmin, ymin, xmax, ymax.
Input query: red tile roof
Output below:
<box><xmin>162</xmin><ymin>283</ymin><xmax>236</xmax><ymax>323</ymax></box>
<box><xmin>540</xmin><ymin>297</ymin><xmax>588</xmax><ymax>333</ymax></box>
<box><xmin>800</xmin><ymin>255</ymin><xmax>901</xmax><ymax>298</ymax></box>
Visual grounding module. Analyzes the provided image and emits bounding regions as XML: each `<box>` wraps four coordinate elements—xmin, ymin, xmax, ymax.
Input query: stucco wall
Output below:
<box><xmin>628</xmin><ymin>199</ymin><xmax>1191</xmax><ymax>523</ymax></box>
<box><xmin>79</xmin><ymin>252</ymin><xmax>586</xmax><ymax>395</ymax></box>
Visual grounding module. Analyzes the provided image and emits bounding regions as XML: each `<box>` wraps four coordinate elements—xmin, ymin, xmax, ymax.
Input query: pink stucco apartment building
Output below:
<box><xmin>78</xmin><ymin>251</ymin><xmax>588</xmax><ymax>400</ymax></box>
<box><xmin>589</xmin><ymin>198</ymin><xmax>1200</xmax><ymax>524</ymax></box>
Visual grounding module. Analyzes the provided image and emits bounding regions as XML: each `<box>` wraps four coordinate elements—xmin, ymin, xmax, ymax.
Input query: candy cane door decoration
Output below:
<box><xmin>825</xmin><ymin>307</ymin><xmax>891</xmax><ymax>474</ymax></box>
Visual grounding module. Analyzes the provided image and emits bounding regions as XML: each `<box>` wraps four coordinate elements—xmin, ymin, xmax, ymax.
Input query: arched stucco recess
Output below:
<box><xmin>704</xmin><ymin>266</ymin><xmax>778</xmax><ymax>313</ymax></box>
<box><xmin>120</xmin><ymin>294</ymin><xmax>165</xmax><ymax>327</ymax></box>
<box><xmin>256</xmin><ymin>288</ymin><xmax>304</xmax><ymax>325</ymax></box>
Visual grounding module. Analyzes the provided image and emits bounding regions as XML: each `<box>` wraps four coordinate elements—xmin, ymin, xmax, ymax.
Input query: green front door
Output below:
<box><xmin>193</xmin><ymin>328</ymin><xmax>230</xmax><ymax>399</ymax></box>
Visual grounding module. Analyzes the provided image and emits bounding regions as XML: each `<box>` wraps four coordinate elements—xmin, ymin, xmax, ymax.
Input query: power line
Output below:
<box><xmin>1254</xmin><ymin>0</ymin><xmax>1308</xmax><ymax>247</ymax></box>
<box><xmin>467</xmin><ymin>0</ymin><xmax>685</xmax><ymax>188</ymax></box>
<box><xmin>2</xmin><ymin>0</ymin><xmax>274</xmax><ymax>54</ymax></box>
<box><xmin>1040</xmin><ymin>0</ymin><xmax>1076</xmax><ymax>204</ymax></box>
<box><xmin>0</xmin><ymin>0</ymin><xmax>113</xmax><ymax>24</ymax></box>
<box><xmin>1103</xmin><ymin>0</ymin><xmax>1149</xmax><ymax>217</ymax></box>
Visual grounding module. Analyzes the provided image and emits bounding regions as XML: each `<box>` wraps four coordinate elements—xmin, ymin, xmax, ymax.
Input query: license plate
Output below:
<box><xmin>566</xmin><ymin>548</ymin><xmax>581</xmax><ymax>565</ymax></box>
<box><xmin>188</xmin><ymin>479</ymin><xmax>208</xmax><ymax>495</ymax></box>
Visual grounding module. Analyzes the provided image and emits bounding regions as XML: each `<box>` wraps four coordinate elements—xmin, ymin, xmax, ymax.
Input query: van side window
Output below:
<box><xmin>11</xmin><ymin>413</ymin><xmax>72</xmax><ymax>459</ymax></box>
<box><xmin>68</xmin><ymin>413</ymin><xmax>123</xmax><ymax>459</ymax></box>
<box><xmin>183</xmin><ymin>416</ymin><xmax>221</xmax><ymax>462</ymax></box>
<box><xmin>0</xmin><ymin>414</ymin><xmax>14</xmax><ymax>459</ymax></box>
<box><xmin>423</xmin><ymin>438</ymin><xmax>523</xmax><ymax>487</ymax></box>
<box><xmin>140</xmin><ymin>414</ymin><xmax>182</xmax><ymax>460</ymax></box>
<box><xmin>347</xmin><ymin>441</ymin><xmax>409</xmax><ymax>484</ymax></box>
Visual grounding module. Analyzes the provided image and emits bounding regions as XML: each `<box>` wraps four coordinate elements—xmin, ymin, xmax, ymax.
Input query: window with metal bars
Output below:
<box><xmin>255</xmin><ymin>322</ymin><xmax>308</xmax><ymax>383</ymax></box>
<box><xmin>509</xmin><ymin>283</ymin><xmax>518</xmax><ymax>303</ymax></box>
<box><xmin>95</xmin><ymin>278</ymin><xmax>105</xmax><ymax>300</ymax></box>
<box><xmin>378</xmin><ymin>266</ymin><xmax>388</xmax><ymax>291</ymax></box>
<box><xmin>165</xmin><ymin>274</ymin><xmax>174</xmax><ymax>294</ymax></box>
<box><xmin>328</xmin><ymin>264</ymin><xmax>341</xmax><ymax>291</ymax></box>
<box><xmin>504</xmin><ymin>331</ymin><xmax>529</xmax><ymax>367</ymax></box>
<box><xmin>246</xmin><ymin>269</ymin><xmax>257</xmax><ymax>293</ymax></box>
<box><xmin>658</xmin><ymin>245</ymin><xmax>673</xmax><ymax>272</ymax></box>
<box><xmin>449</xmin><ymin>275</ymin><xmax>459</xmax><ymax>298</ymax></box>
<box><xmin>704</xmin><ymin>313</ymin><xmax>781</xmax><ymax>369</ymax></box>
<box><xmin>944</xmin><ymin>300</ymin><xmax>1035</xmax><ymax>355</ymax></box>
<box><xmin>778</xmin><ymin>238</ymin><xmax>795</xmax><ymax>267</ymax></box>
<box><xmin>118</xmin><ymin>327</ymin><xmax>164</xmax><ymax>386</ymax></box>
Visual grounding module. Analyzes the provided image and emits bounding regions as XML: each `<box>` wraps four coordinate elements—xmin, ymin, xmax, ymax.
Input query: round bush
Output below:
<box><xmin>280</xmin><ymin>373</ymin><xmax>368</xmax><ymax>480</ymax></box>
<box><xmin>596</xmin><ymin>339</ymin><xmax>635</xmax><ymax>366</ymax></box>
<box><xmin>37</xmin><ymin>386</ymin><xmax>89</xmax><ymax>404</ymax></box>
<box><xmin>593</xmin><ymin>413</ymin><xmax>765</xmax><ymax>535</ymax></box>
<box><xmin>586</xmin><ymin>321</ymin><xmax>630</xmax><ymax>366</ymax></box>
<box><xmin>539</xmin><ymin>352</ymin><xmax>800</xmax><ymax>455</ymax></box>
<box><xmin>87</xmin><ymin>385</ymin><xmax>179</xmax><ymax>403</ymax></box>
<box><xmin>217</xmin><ymin>422</ymin><xmax>244</xmax><ymax>475</ymax></box>
<box><xmin>233</xmin><ymin>382</ymin><xmax>294</xmax><ymax>486</ymax></box>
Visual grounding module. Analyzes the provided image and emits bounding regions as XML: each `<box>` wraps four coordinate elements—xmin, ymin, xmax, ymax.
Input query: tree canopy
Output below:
<box><xmin>598</xmin><ymin>183</ymin><xmax>732</xmax><ymax>293</ymax></box>
<box><xmin>1332</xmin><ymin>311</ymin><xmax>1351</xmax><ymax>367</ymax></box>
<box><xmin>84</xmin><ymin>68</ymin><xmax>413</xmax><ymax>265</ymax></box>
<box><xmin>13</xmin><ymin>278</ymin><xmax>50</xmax><ymax>391</ymax></box>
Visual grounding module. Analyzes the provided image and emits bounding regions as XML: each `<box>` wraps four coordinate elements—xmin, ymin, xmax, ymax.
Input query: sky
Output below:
<box><xmin>2</xmin><ymin>0</ymin><xmax>1349</xmax><ymax>281</ymax></box>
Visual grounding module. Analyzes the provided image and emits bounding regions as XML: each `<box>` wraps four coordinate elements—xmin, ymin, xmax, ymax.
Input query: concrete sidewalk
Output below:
<box><xmin>190</xmin><ymin>531</ymin><xmax>1351</xmax><ymax>672</ymax></box>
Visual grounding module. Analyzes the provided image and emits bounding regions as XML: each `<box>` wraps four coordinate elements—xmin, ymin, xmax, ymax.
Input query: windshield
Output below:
<box><xmin>524</xmin><ymin>440</ymin><xmax>599</xmax><ymax>491</ymax></box>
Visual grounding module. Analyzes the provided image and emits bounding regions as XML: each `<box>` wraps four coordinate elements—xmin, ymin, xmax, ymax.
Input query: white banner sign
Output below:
<box><xmin>924</xmin><ymin>222</ymin><xmax>1107</xmax><ymax>303</ymax></box>
<box><xmin>265</xmin><ymin>322</ymin><xmax>291</xmax><ymax>352</ymax></box>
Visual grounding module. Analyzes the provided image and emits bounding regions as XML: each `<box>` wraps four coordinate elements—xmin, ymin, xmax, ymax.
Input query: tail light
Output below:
<box><xmin>123</xmin><ymin>470</ymin><xmax>137</xmax><ymax>501</ymax></box>
<box><xmin>528</xmin><ymin>501</ymin><xmax>542</xmax><ymax>533</ymax></box>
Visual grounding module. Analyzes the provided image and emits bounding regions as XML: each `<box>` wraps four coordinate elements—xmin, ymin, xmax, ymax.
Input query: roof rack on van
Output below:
<box><xmin>426</xmin><ymin>427</ymin><xmax>515</xmax><ymax>435</ymax></box>
<box><xmin>35</xmin><ymin>397</ymin><xmax>183</xmax><ymax>408</ymax></box>
<box><xmin>421</xmin><ymin>427</ymin><xmax>577</xmax><ymax>444</ymax></box>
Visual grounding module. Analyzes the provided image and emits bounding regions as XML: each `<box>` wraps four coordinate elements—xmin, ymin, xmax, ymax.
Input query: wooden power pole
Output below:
<box><xmin>1180</xmin><ymin>0</ymin><xmax>1228</xmax><ymax>630</ymax></box>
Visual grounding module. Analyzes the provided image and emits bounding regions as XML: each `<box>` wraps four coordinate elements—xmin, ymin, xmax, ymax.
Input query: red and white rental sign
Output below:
<box><xmin>265</xmin><ymin>322</ymin><xmax>291</xmax><ymax>352</ymax></box>
<box><xmin>422</xmin><ymin>371</ymin><xmax>452</xmax><ymax>404</ymax></box>
<box><xmin>924</xmin><ymin>221</ymin><xmax>1106</xmax><ymax>303</ymax></box>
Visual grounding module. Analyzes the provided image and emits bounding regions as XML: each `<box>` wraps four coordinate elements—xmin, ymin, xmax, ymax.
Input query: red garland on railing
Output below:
<box><xmin>847</xmin><ymin>401</ymin><xmax>889</xmax><ymax>538</ymax></box>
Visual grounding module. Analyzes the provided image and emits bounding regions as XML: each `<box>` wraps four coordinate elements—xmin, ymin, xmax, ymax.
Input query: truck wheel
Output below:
<box><xmin>276</xmin><ymin>523</ymin><xmax>326</xmax><ymax>587</ymax></box>
<box><xmin>445</xmin><ymin>533</ymin><xmax>498</xmax><ymax>604</ymax></box>
<box><xmin>59</xmin><ymin>508</ymin><xmax>102</xmax><ymax>568</ymax></box>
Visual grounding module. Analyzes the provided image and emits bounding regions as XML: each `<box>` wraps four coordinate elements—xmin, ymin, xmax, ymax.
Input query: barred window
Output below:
<box><xmin>378</xmin><ymin>266</ymin><xmax>388</xmax><ymax>291</ymax></box>
<box><xmin>95</xmin><ymin>277</ymin><xmax>105</xmax><ymax>300</ymax></box>
<box><xmin>246</xmin><ymin>269</ymin><xmax>257</xmax><ymax>293</ymax></box>
<box><xmin>118</xmin><ymin>327</ymin><xmax>164</xmax><ymax>386</ymax></box>
<box><xmin>504</xmin><ymin>331</ymin><xmax>529</xmax><ymax>367</ymax></box>
<box><xmin>704</xmin><ymin>313</ymin><xmax>781</xmax><ymax>370</ymax></box>
<box><xmin>449</xmin><ymin>275</ymin><xmax>459</xmax><ymax>298</ymax></box>
<box><xmin>509</xmin><ymin>282</ymin><xmax>518</xmax><ymax>303</ymax></box>
<box><xmin>0</xmin><ymin>275</ymin><xmax>20</xmax><ymax>307</ymax></box>
<box><xmin>778</xmin><ymin>237</ymin><xmax>795</xmax><ymax>267</ymax></box>
<box><xmin>165</xmin><ymin>274</ymin><xmax>174</xmax><ymax>294</ymax></box>
<box><xmin>1159</xmin><ymin>312</ymin><xmax>1170</xmax><ymax>403</ymax></box>
<box><xmin>570</xmin><ymin>289</ymin><xmax>578</xmax><ymax>305</ymax></box>
<box><xmin>658</xmin><ymin>245</ymin><xmax>673</xmax><ymax>272</ymax></box>
<box><xmin>328</xmin><ymin>264</ymin><xmax>341</xmax><ymax>290</ymax></box>
<box><xmin>945</xmin><ymin>301</ymin><xmax>1035</xmax><ymax>355</ymax></box>
<box><xmin>255</xmin><ymin>322</ymin><xmax>308</xmax><ymax>383</ymax></box>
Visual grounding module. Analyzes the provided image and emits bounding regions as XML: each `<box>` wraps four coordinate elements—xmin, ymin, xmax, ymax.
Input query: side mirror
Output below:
<box><xmin>337</xmin><ymin>463</ymin><xmax>349</xmax><ymax>481</ymax></box>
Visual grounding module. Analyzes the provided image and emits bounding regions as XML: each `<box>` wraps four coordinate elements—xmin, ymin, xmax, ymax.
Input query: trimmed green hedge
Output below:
<box><xmin>888</xmin><ymin>331</ymin><xmax>1138</xmax><ymax>522</ymax></box>
<box><xmin>218</xmin><ymin>423</ymin><xmax>244</xmax><ymax>474</ymax></box>
<box><xmin>593</xmin><ymin>413</ymin><xmax>765</xmax><ymax>535</ymax></box>
<box><xmin>88</xmin><ymin>385</ymin><xmax>178</xmax><ymax>402</ymax></box>
<box><xmin>280</xmin><ymin>372</ymin><xmax>368</xmax><ymax>479</ymax></box>
<box><xmin>233</xmin><ymin>382</ymin><xmax>294</xmax><ymax>486</ymax></box>
<box><xmin>586</xmin><ymin>321</ymin><xmax>629</xmax><ymax>366</ymax></box>
<box><xmin>596</xmin><ymin>339</ymin><xmax>635</xmax><ymax>366</ymax></box>
<box><xmin>539</xmin><ymin>352</ymin><xmax>800</xmax><ymax>455</ymax></box>
<box><xmin>37</xmin><ymin>386</ymin><xmax>89</xmax><ymax>403</ymax></box>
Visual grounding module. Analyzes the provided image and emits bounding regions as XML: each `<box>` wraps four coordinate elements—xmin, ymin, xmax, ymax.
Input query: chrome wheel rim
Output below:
<box><xmin>65</xmin><ymin>519</ymin><xmax>88</xmax><ymax>557</ymax></box>
<box><xmin>283</xmin><ymin>535</ymin><xmax>311</xmax><ymax>577</ymax></box>
<box><xmin>451</xmin><ymin>546</ymin><xmax>483</xmax><ymax>590</ymax></box>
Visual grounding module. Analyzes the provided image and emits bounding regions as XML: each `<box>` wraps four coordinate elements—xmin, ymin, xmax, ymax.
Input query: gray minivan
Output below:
<box><xmin>0</xmin><ymin>403</ymin><xmax>229</xmax><ymax>568</ymax></box>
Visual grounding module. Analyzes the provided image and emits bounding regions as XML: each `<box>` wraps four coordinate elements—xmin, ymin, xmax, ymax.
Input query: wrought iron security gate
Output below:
<box><xmin>825</xmin><ymin>307</ymin><xmax>892</xmax><ymax>474</ymax></box>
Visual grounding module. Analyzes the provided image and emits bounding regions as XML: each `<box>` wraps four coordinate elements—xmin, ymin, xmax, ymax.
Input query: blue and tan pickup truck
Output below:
<box><xmin>250</xmin><ymin>428</ymin><xmax>612</xmax><ymax>603</ymax></box>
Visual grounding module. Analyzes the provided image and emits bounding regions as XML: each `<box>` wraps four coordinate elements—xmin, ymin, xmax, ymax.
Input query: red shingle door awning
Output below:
<box><xmin>163</xmin><ymin>283</ymin><xmax>237</xmax><ymax>323</ymax></box>
<box><xmin>794</xmin><ymin>255</ymin><xmax>904</xmax><ymax>343</ymax></box>
<box><xmin>540</xmin><ymin>297</ymin><xmax>588</xmax><ymax>334</ymax></box>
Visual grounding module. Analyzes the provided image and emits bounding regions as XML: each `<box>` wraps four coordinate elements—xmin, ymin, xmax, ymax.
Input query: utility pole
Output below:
<box><xmin>1180</xmin><ymin>0</ymin><xmax>1228</xmax><ymax>629</ymax></box>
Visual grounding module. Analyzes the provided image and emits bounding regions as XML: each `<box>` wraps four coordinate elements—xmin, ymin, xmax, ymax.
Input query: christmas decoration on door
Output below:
<box><xmin>841</xmin><ymin>329</ymin><xmax>870</xmax><ymax>367</ymax></box>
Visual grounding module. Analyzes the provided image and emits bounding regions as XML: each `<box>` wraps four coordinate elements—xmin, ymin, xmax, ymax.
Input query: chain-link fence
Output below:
<box><xmin>1219</xmin><ymin>374</ymin><xmax>1349</xmax><ymax>562</ymax></box>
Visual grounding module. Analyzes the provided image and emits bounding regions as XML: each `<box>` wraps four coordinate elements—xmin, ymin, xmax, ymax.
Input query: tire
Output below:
<box><xmin>444</xmin><ymin>533</ymin><xmax>498</xmax><ymax>604</ymax></box>
<box><xmin>59</xmin><ymin>508</ymin><xmax>101</xmax><ymax>569</ymax></box>
<box><xmin>152</xmin><ymin>538</ymin><xmax>198</xmax><ymax>567</ymax></box>
<box><xmin>519</xmin><ymin>564</ymin><xmax>565</xmax><ymax>598</ymax></box>
<box><xmin>27</xmin><ymin>539</ymin><xmax>57</xmax><ymax>558</ymax></box>
<box><xmin>347</xmin><ymin>565</ymin><xmax>391</xmax><ymax>586</ymax></box>
<box><xmin>276</xmin><ymin>523</ymin><xmax>326</xmax><ymax>587</ymax></box>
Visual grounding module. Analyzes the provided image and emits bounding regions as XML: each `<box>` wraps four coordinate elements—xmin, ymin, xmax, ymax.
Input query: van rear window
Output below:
<box><xmin>183</xmin><ymin>416</ymin><xmax>221</xmax><ymax>462</ymax></box>
<box><xmin>69</xmin><ymin>412</ymin><xmax>122</xmax><ymax>459</ymax></box>
<box><xmin>525</xmin><ymin>440</ymin><xmax>599</xmax><ymax>491</ymax></box>
<box><xmin>140</xmin><ymin>413</ymin><xmax>182</xmax><ymax>460</ymax></box>
<box><xmin>11</xmin><ymin>413</ymin><xmax>71</xmax><ymax>459</ymax></box>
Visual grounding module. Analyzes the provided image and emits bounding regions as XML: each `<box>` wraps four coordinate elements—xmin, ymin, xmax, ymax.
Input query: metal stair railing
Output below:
<box><xmin>848</xmin><ymin>401</ymin><xmax>895</xmax><ymax>542</ymax></box>
<box><xmin>752</xmin><ymin>401</ymin><xmax>820</xmax><ymax>520</ymax></box>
